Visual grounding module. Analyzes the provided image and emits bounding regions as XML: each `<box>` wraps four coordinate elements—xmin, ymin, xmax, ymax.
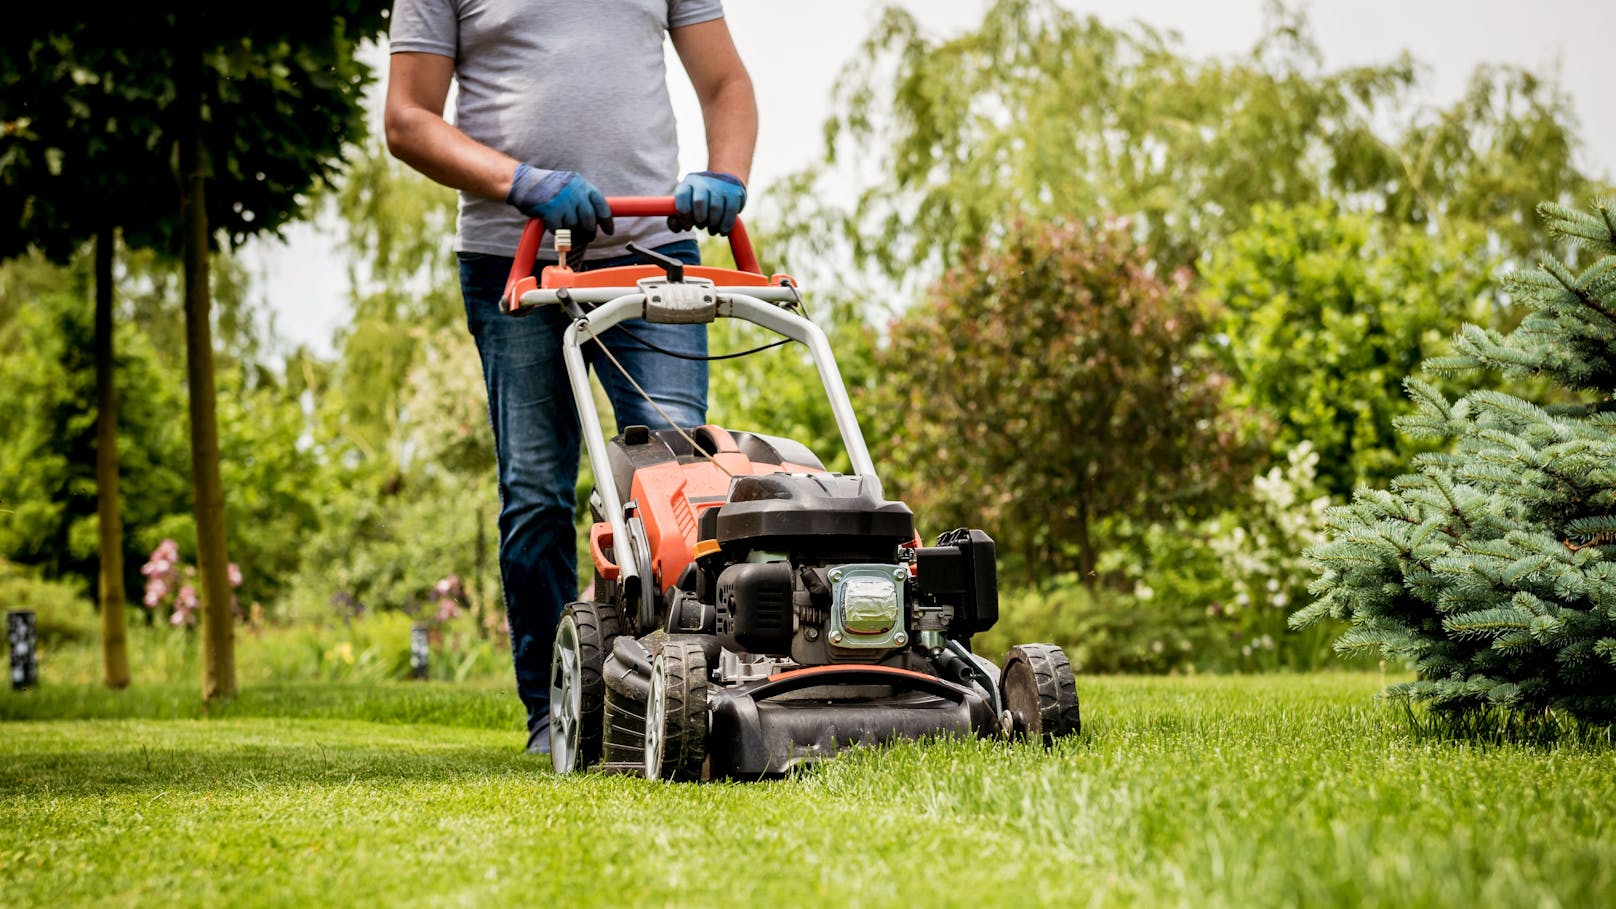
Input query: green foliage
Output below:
<box><xmin>873</xmin><ymin>219</ymin><xmax>1251</xmax><ymax>582</ymax></box>
<box><xmin>0</xmin><ymin>288</ymin><xmax>188</xmax><ymax>594</ymax></box>
<box><xmin>0</xmin><ymin>558</ymin><xmax>96</xmax><ymax>645</ymax></box>
<box><xmin>277</xmin><ymin>142</ymin><xmax>501</xmax><ymax>628</ymax></box>
<box><xmin>13</xmin><ymin>609</ymin><xmax>509</xmax><ymax>691</ymax></box>
<box><xmin>1089</xmin><ymin>441</ymin><xmax>1344</xmax><ymax>672</ymax></box>
<box><xmin>0</xmin><ymin>3</ymin><xmax>391</xmax><ymax>260</ymax></box>
<box><xmin>0</xmin><ymin>256</ymin><xmax>324</xmax><ymax>612</ymax></box>
<box><xmin>707</xmin><ymin>294</ymin><xmax>879</xmax><ymax>475</ymax></box>
<box><xmin>282</xmin><ymin>467</ymin><xmax>500</xmax><ymax>626</ymax></box>
<box><xmin>246</xmin><ymin>612</ymin><xmax>505</xmax><ymax>685</ymax></box>
<box><xmin>214</xmin><ymin>371</ymin><xmax>323</xmax><ymax>610</ymax></box>
<box><xmin>975</xmin><ymin>576</ymin><xmax>1202</xmax><ymax>673</ymax></box>
<box><xmin>1301</xmin><ymin>199</ymin><xmax>1616</xmax><ymax>723</ymax></box>
<box><xmin>1204</xmin><ymin>203</ymin><xmax>1500</xmax><ymax>495</ymax></box>
<box><xmin>1202</xmin><ymin>441</ymin><xmax>1341</xmax><ymax>668</ymax></box>
<box><xmin>322</xmin><ymin>137</ymin><xmax>464</xmax><ymax>464</ymax></box>
<box><xmin>779</xmin><ymin>0</ymin><xmax>1594</xmax><ymax>281</ymax></box>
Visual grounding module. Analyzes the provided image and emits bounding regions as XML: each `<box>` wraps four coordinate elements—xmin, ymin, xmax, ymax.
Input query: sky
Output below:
<box><xmin>245</xmin><ymin>0</ymin><xmax>1616</xmax><ymax>356</ymax></box>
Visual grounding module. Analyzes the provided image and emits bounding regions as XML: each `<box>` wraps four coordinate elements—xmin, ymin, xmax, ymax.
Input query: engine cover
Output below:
<box><xmin>716</xmin><ymin>561</ymin><xmax>795</xmax><ymax>655</ymax></box>
<box><xmin>715</xmin><ymin>474</ymin><xmax>914</xmax><ymax>554</ymax></box>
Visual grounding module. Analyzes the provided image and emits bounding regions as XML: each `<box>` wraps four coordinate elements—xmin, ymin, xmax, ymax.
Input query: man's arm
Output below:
<box><xmin>383</xmin><ymin>52</ymin><xmax>518</xmax><ymax>201</ymax></box>
<box><xmin>671</xmin><ymin>18</ymin><xmax>758</xmax><ymax>185</ymax></box>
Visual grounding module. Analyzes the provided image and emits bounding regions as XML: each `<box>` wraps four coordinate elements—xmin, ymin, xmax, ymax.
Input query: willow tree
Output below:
<box><xmin>780</xmin><ymin>0</ymin><xmax>1593</xmax><ymax>280</ymax></box>
<box><xmin>3</xmin><ymin>2</ymin><xmax>389</xmax><ymax>699</ymax></box>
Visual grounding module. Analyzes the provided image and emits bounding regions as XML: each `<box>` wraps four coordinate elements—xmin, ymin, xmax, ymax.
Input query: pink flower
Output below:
<box><xmin>227</xmin><ymin>564</ymin><xmax>243</xmax><ymax>588</ymax></box>
<box><xmin>432</xmin><ymin>575</ymin><xmax>463</xmax><ymax>599</ymax></box>
<box><xmin>142</xmin><ymin>577</ymin><xmax>170</xmax><ymax>607</ymax></box>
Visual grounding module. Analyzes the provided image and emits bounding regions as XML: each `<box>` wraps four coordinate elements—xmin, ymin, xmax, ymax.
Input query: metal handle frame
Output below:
<box><xmin>561</xmin><ymin>290</ymin><xmax>882</xmax><ymax>591</ymax></box>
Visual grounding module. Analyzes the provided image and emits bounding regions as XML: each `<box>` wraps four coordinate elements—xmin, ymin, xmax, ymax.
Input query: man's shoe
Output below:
<box><xmin>526</xmin><ymin>714</ymin><xmax>552</xmax><ymax>755</ymax></box>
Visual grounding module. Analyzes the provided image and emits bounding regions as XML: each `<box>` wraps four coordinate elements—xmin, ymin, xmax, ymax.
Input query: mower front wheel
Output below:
<box><xmin>550</xmin><ymin>600</ymin><xmax>620</xmax><ymax>774</ymax></box>
<box><xmin>1000</xmin><ymin>644</ymin><xmax>1081</xmax><ymax>744</ymax></box>
<box><xmin>644</xmin><ymin>636</ymin><xmax>709</xmax><ymax>781</ymax></box>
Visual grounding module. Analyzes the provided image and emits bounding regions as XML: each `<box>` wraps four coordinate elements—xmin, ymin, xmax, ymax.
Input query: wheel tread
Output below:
<box><xmin>1002</xmin><ymin>643</ymin><xmax>1081</xmax><ymax>744</ymax></box>
<box><xmin>650</xmin><ymin>637</ymin><xmax>708</xmax><ymax>781</ymax></box>
<box><xmin>553</xmin><ymin>600</ymin><xmax>621</xmax><ymax>772</ymax></box>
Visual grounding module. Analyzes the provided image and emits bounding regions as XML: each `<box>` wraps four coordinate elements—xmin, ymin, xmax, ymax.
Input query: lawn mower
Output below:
<box><xmin>500</xmin><ymin>198</ymin><xmax>1082</xmax><ymax>779</ymax></box>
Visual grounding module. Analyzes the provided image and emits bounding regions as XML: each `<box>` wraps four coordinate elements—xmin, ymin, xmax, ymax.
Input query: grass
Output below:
<box><xmin>4</xmin><ymin>672</ymin><xmax>1615</xmax><ymax>908</ymax></box>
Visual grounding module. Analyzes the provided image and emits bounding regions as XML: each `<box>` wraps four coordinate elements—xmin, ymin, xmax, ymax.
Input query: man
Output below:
<box><xmin>384</xmin><ymin>0</ymin><xmax>757</xmax><ymax>753</ymax></box>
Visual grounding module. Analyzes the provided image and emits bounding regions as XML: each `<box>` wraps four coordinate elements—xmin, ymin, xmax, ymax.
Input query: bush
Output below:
<box><xmin>874</xmin><ymin>219</ymin><xmax>1251</xmax><ymax>585</ymax></box>
<box><xmin>1204</xmin><ymin>203</ymin><xmax>1499</xmax><ymax>496</ymax></box>
<box><xmin>1079</xmin><ymin>442</ymin><xmax>1345</xmax><ymax>673</ymax></box>
<box><xmin>0</xmin><ymin>558</ymin><xmax>95</xmax><ymax>644</ymax></box>
<box><xmin>976</xmin><ymin>576</ymin><xmax>1204</xmax><ymax>674</ymax></box>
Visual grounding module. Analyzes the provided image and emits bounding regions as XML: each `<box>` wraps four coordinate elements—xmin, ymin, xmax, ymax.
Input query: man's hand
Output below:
<box><xmin>507</xmin><ymin>165</ymin><xmax>616</xmax><ymax>240</ymax></box>
<box><xmin>669</xmin><ymin>171</ymin><xmax>747</xmax><ymax>235</ymax></box>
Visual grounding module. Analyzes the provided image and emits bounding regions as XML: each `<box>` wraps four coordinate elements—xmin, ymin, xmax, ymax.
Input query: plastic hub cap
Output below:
<box><xmin>550</xmin><ymin>618</ymin><xmax>583</xmax><ymax>772</ymax></box>
<box><xmin>645</xmin><ymin>656</ymin><xmax>665</xmax><ymax>778</ymax></box>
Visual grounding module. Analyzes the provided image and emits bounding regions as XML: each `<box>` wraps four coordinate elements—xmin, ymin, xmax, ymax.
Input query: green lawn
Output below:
<box><xmin>3</xmin><ymin>673</ymin><xmax>1613</xmax><ymax>908</ymax></box>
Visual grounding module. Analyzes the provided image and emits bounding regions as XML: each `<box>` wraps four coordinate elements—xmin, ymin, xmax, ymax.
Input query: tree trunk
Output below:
<box><xmin>1075</xmin><ymin>494</ymin><xmax>1097</xmax><ymax>592</ymax></box>
<box><xmin>180</xmin><ymin>45</ymin><xmax>236</xmax><ymax>702</ymax></box>
<box><xmin>94</xmin><ymin>225</ymin><xmax>131</xmax><ymax>690</ymax></box>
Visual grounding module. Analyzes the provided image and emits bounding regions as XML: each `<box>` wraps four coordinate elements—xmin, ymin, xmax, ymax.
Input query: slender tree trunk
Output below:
<box><xmin>95</xmin><ymin>225</ymin><xmax>131</xmax><ymax>690</ymax></box>
<box><xmin>180</xmin><ymin>42</ymin><xmax>236</xmax><ymax>701</ymax></box>
<box><xmin>1075</xmin><ymin>495</ymin><xmax>1097</xmax><ymax>591</ymax></box>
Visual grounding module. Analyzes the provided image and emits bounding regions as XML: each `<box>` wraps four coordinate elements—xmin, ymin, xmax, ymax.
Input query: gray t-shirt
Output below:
<box><xmin>389</xmin><ymin>0</ymin><xmax>724</xmax><ymax>259</ymax></box>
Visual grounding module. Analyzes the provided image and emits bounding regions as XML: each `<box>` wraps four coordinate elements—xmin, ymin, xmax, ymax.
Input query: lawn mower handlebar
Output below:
<box><xmin>504</xmin><ymin>196</ymin><xmax>761</xmax><ymax>304</ymax></box>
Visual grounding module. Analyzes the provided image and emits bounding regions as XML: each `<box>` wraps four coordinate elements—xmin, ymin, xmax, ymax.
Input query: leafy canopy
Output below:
<box><xmin>0</xmin><ymin>2</ymin><xmax>389</xmax><ymax>260</ymax></box>
<box><xmin>785</xmin><ymin>0</ymin><xmax>1594</xmax><ymax>280</ymax></box>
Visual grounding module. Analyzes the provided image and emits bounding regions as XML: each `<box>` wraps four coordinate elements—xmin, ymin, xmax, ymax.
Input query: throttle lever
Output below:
<box><xmin>625</xmin><ymin>242</ymin><xmax>685</xmax><ymax>283</ymax></box>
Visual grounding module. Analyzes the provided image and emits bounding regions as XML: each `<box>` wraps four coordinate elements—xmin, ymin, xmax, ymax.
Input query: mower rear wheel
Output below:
<box><xmin>1000</xmin><ymin>644</ymin><xmax>1081</xmax><ymax>744</ymax></box>
<box><xmin>550</xmin><ymin>600</ymin><xmax>621</xmax><ymax>774</ymax></box>
<box><xmin>644</xmin><ymin>636</ymin><xmax>709</xmax><ymax>781</ymax></box>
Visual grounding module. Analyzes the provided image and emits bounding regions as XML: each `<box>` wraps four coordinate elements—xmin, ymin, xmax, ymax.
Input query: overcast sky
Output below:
<box><xmin>247</xmin><ymin>0</ymin><xmax>1616</xmax><ymax>356</ymax></box>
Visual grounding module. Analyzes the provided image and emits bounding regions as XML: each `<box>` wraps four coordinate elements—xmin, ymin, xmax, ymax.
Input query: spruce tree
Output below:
<box><xmin>1296</xmin><ymin>199</ymin><xmax>1616</xmax><ymax>723</ymax></box>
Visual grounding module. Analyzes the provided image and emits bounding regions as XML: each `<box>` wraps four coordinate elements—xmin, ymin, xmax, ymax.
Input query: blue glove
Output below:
<box><xmin>669</xmin><ymin>171</ymin><xmax>746</xmax><ymax>235</ymax></box>
<box><xmin>507</xmin><ymin>164</ymin><xmax>615</xmax><ymax>239</ymax></box>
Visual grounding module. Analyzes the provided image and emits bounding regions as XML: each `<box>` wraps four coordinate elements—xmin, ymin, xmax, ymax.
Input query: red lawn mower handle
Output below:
<box><xmin>504</xmin><ymin>196</ymin><xmax>761</xmax><ymax>306</ymax></box>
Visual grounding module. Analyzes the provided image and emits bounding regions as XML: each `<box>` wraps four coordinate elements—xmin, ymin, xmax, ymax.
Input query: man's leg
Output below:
<box><xmin>459</xmin><ymin>252</ymin><xmax>581</xmax><ymax>748</ymax></box>
<box><xmin>586</xmin><ymin>241</ymin><xmax>709</xmax><ymax>431</ymax></box>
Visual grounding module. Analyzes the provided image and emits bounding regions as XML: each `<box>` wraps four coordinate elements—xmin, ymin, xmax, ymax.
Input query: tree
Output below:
<box><xmin>0</xmin><ymin>25</ymin><xmax>177</xmax><ymax>686</ymax></box>
<box><xmin>1202</xmin><ymin>203</ymin><xmax>1499</xmax><ymax>496</ymax></box>
<box><xmin>1298</xmin><ymin>200</ymin><xmax>1616</xmax><ymax>724</ymax></box>
<box><xmin>873</xmin><ymin>220</ymin><xmax>1250</xmax><ymax>586</ymax></box>
<box><xmin>2</xmin><ymin>3</ymin><xmax>390</xmax><ymax>699</ymax></box>
<box><xmin>778</xmin><ymin>0</ymin><xmax>1595</xmax><ymax>282</ymax></box>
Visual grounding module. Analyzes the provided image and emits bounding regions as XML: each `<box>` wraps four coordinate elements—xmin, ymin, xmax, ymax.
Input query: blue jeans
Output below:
<box><xmin>459</xmin><ymin>240</ymin><xmax>707</xmax><ymax>731</ymax></box>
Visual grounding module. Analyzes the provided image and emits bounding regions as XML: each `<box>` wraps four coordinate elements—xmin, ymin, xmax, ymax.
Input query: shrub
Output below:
<box><xmin>975</xmin><ymin>575</ymin><xmax>1203</xmax><ymax>674</ymax></box>
<box><xmin>1299</xmin><ymin>200</ymin><xmax>1616</xmax><ymax>722</ymax></box>
<box><xmin>0</xmin><ymin>558</ymin><xmax>95</xmax><ymax>644</ymax></box>
<box><xmin>874</xmin><ymin>219</ymin><xmax>1251</xmax><ymax>586</ymax></box>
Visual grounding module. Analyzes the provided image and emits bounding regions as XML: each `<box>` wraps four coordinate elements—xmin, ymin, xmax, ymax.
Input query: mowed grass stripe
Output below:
<box><xmin>3</xmin><ymin>674</ymin><xmax>1613</xmax><ymax>908</ymax></box>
